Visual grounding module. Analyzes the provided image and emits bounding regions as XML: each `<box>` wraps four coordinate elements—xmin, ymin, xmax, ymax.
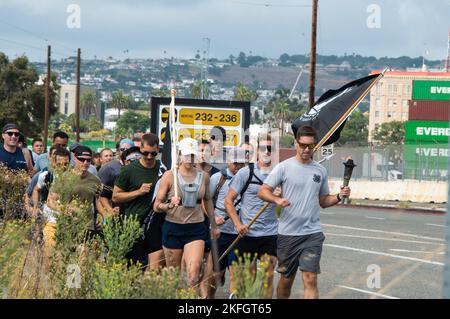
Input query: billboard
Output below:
<box><xmin>150</xmin><ymin>97</ymin><xmax>250</xmax><ymax>148</ymax></box>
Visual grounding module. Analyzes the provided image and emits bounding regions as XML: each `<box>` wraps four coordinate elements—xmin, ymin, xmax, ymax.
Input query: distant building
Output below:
<box><xmin>58</xmin><ymin>84</ymin><xmax>101</xmax><ymax>120</ymax></box>
<box><xmin>368</xmin><ymin>70</ymin><xmax>450</xmax><ymax>142</ymax></box>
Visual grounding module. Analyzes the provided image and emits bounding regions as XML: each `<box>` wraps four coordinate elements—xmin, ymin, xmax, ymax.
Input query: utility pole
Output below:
<box><xmin>201</xmin><ymin>38</ymin><xmax>210</xmax><ymax>99</ymax></box>
<box><xmin>43</xmin><ymin>45</ymin><xmax>51</xmax><ymax>151</ymax></box>
<box><xmin>75</xmin><ymin>48</ymin><xmax>81</xmax><ymax>142</ymax></box>
<box><xmin>308</xmin><ymin>0</ymin><xmax>318</xmax><ymax>109</ymax></box>
<box><xmin>446</xmin><ymin>29</ymin><xmax>450</xmax><ymax>72</ymax></box>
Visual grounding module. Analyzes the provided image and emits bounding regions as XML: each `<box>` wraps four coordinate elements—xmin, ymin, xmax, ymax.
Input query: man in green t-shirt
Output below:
<box><xmin>113</xmin><ymin>133</ymin><xmax>164</xmax><ymax>268</ymax></box>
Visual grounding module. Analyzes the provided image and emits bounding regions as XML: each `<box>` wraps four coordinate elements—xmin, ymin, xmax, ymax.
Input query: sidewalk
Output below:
<box><xmin>346</xmin><ymin>198</ymin><xmax>447</xmax><ymax>213</ymax></box>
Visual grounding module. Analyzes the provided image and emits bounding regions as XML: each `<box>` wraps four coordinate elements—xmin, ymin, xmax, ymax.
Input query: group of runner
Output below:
<box><xmin>0</xmin><ymin>122</ymin><xmax>351</xmax><ymax>299</ymax></box>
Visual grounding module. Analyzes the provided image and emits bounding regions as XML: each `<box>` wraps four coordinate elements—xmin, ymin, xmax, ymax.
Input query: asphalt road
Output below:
<box><xmin>217</xmin><ymin>206</ymin><xmax>447</xmax><ymax>299</ymax></box>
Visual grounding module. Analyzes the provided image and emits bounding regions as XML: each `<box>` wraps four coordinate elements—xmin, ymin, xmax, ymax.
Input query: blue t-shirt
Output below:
<box><xmin>0</xmin><ymin>146</ymin><xmax>27</xmax><ymax>171</ymax></box>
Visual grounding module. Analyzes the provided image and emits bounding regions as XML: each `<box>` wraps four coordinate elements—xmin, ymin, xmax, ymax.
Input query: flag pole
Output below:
<box><xmin>169</xmin><ymin>89</ymin><xmax>178</xmax><ymax>197</ymax></box>
<box><xmin>219</xmin><ymin>202</ymin><xmax>270</xmax><ymax>262</ymax></box>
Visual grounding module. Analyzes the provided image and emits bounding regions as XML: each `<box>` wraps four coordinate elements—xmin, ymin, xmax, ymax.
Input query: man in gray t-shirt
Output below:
<box><xmin>259</xmin><ymin>125</ymin><xmax>350</xmax><ymax>299</ymax></box>
<box><xmin>225</xmin><ymin>133</ymin><xmax>280</xmax><ymax>299</ymax></box>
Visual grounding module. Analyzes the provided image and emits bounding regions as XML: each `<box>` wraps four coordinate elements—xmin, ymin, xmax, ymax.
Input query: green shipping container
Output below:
<box><xmin>403</xmin><ymin>143</ymin><xmax>449</xmax><ymax>180</ymax></box>
<box><xmin>412</xmin><ymin>80</ymin><xmax>450</xmax><ymax>101</ymax></box>
<box><xmin>404</xmin><ymin>120</ymin><xmax>450</xmax><ymax>144</ymax></box>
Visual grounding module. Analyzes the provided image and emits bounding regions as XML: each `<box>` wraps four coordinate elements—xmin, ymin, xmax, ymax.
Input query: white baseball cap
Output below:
<box><xmin>178</xmin><ymin>137</ymin><xmax>198</xmax><ymax>156</ymax></box>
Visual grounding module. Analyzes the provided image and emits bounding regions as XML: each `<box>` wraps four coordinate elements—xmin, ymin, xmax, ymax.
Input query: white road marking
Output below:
<box><xmin>325</xmin><ymin>232</ymin><xmax>444</xmax><ymax>246</ymax></box>
<box><xmin>337</xmin><ymin>285</ymin><xmax>399</xmax><ymax>299</ymax></box>
<box><xmin>365</xmin><ymin>216</ymin><xmax>385</xmax><ymax>220</ymax></box>
<box><xmin>321</xmin><ymin>212</ymin><xmax>335</xmax><ymax>215</ymax></box>
<box><xmin>426</xmin><ymin>223</ymin><xmax>445</xmax><ymax>228</ymax></box>
<box><xmin>322</xmin><ymin>223</ymin><xmax>445</xmax><ymax>242</ymax></box>
<box><xmin>325</xmin><ymin>244</ymin><xmax>444</xmax><ymax>266</ymax></box>
<box><xmin>389</xmin><ymin>249</ymin><xmax>442</xmax><ymax>254</ymax></box>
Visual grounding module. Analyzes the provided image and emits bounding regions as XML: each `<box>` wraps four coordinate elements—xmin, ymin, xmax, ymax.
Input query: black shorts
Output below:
<box><xmin>235</xmin><ymin>235</ymin><xmax>277</xmax><ymax>260</ymax></box>
<box><xmin>276</xmin><ymin>232</ymin><xmax>325</xmax><ymax>277</ymax></box>
<box><xmin>162</xmin><ymin>221</ymin><xmax>208</xmax><ymax>250</ymax></box>
<box><xmin>218</xmin><ymin>232</ymin><xmax>238</xmax><ymax>271</ymax></box>
<box><xmin>203</xmin><ymin>218</ymin><xmax>211</xmax><ymax>253</ymax></box>
<box><xmin>143</xmin><ymin>211</ymin><xmax>165</xmax><ymax>254</ymax></box>
<box><xmin>126</xmin><ymin>212</ymin><xmax>165</xmax><ymax>266</ymax></box>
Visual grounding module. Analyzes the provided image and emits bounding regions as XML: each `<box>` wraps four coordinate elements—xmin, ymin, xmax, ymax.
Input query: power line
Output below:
<box><xmin>0</xmin><ymin>37</ymin><xmax>68</xmax><ymax>57</ymax></box>
<box><xmin>0</xmin><ymin>18</ymin><xmax>77</xmax><ymax>55</ymax></box>
<box><xmin>228</xmin><ymin>0</ymin><xmax>311</xmax><ymax>7</ymax></box>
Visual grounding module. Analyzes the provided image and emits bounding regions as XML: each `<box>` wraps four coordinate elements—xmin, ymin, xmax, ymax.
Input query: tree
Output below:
<box><xmin>335</xmin><ymin>110</ymin><xmax>369</xmax><ymax>146</ymax></box>
<box><xmin>191</xmin><ymin>80</ymin><xmax>209</xmax><ymax>99</ymax></box>
<box><xmin>372</xmin><ymin>121</ymin><xmax>405</xmax><ymax>145</ymax></box>
<box><xmin>264</xmin><ymin>88</ymin><xmax>306</xmax><ymax>133</ymax></box>
<box><xmin>80</xmin><ymin>91</ymin><xmax>98</xmax><ymax>119</ymax></box>
<box><xmin>116</xmin><ymin>111</ymin><xmax>149</xmax><ymax>134</ymax></box>
<box><xmin>0</xmin><ymin>53</ymin><xmax>59</xmax><ymax>137</ymax></box>
<box><xmin>110</xmin><ymin>91</ymin><xmax>129</xmax><ymax>119</ymax></box>
<box><xmin>269</xmin><ymin>100</ymin><xmax>290</xmax><ymax>136</ymax></box>
<box><xmin>233</xmin><ymin>84</ymin><xmax>258</xmax><ymax>102</ymax></box>
<box><xmin>151</xmin><ymin>87</ymin><xmax>169</xmax><ymax>97</ymax></box>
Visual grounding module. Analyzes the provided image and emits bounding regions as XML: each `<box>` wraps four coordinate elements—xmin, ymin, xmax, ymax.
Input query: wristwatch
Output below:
<box><xmin>336</xmin><ymin>193</ymin><xmax>342</xmax><ymax>202</ymax></box>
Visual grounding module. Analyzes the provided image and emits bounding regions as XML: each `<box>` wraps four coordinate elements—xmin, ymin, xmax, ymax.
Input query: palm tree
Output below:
<box><xmin>273</xmin><ymin>100</ymin><xmax>289</xmax><ymax>136</ymax></box>
<box><xmin>111</xmin><ymin>91</ymin><xmax>129</xmax><ymax>119</ymax></box>
<box><xmin>80</xmin><ymin>92</ymin><xmax>98</xmax><ymax>119</ymax></box>
<box><xmin>233</xmin><ymin>84</ymin><xmax>258</xmax><ymax>102</ymax></box>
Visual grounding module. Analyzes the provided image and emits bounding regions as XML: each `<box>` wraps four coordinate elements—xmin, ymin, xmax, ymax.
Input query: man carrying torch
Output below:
<box><xmin>258</xmin><ymin>126</ymin><xmax>351</xmax><ymax>299</ymax></box>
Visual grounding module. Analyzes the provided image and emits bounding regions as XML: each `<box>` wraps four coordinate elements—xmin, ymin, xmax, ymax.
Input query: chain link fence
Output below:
<box><xmin>318</xmin><ymin>144</ymin><xmax>448</xmax><ymax>182</ymax></box>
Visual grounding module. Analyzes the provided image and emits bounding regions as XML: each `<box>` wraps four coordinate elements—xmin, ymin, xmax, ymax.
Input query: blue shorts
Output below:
<box><xmin>162</xmin><ymin>221</ymin><xmax>208</xmax><ymax>250</ymax></box>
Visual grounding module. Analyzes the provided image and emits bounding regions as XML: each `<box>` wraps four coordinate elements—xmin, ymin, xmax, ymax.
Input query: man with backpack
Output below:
<box><xmin>224</xmin><ymin>132</ymin><xmax>279</xmax><ymax>299</ymax></box>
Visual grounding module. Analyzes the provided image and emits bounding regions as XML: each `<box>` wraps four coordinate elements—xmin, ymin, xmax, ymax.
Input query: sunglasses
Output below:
<box><xmin>5</xmin><ymin>132</ymin><xmax>20</xmax><ymax>137</ymax></box>
<box><xmin>297</xmin><ymin>142</ymin><xmax>316</xmax><ymax>150</ymax></box>
<box><xmin>142</xmin><ymin>151</ymin><xmax>158</xmax><ymax>157</ymax></box>
<box><xmin>76</xmin><ymin>156</ymin><xmax>92</xmax><ymax>163</ymax></box>
<box><xmin>258</xmin><ymin>145</ymin><xmax>273</xmax><ymax>153</ymax></box>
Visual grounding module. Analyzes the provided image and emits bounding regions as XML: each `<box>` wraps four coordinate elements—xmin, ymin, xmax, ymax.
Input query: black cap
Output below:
<box><xmin>73</xmin><ymin>145</ymin><xmax>92</xmax><ymax>157</ymax></box>
<box><xmin>69</xmin><ymin>142</ymin><xmax>81</xmax><ymax>152</ymax></box>
<box><xmin>2</xmin><ymin>123</ymin><xmax>19</xmax><ymax>133</ymax></box>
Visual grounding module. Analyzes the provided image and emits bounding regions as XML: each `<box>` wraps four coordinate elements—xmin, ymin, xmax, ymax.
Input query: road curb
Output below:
<box><xmin>336</xmin><ymin>203</ymin><xmax>446</xmax><ymax>215</ymax></box>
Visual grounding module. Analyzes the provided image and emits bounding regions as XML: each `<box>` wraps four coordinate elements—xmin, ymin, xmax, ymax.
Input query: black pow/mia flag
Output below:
<box><xmin>292</xmin><ymin>73</ymin><xmax>383</xmax><ymax>146</ymax></box>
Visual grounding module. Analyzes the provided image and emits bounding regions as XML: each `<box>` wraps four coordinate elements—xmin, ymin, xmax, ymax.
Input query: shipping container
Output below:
<box><xmin>404</xmin><ymin>120</ymin><xmax>450</xmax><ymax>144</ymax></box>
<box><xmin>408</xmin><ymin>100</ymin><xmax>450</xmax><ymax>121</ymax></box>
<box><xmin>403</xmin><ymin>143</ymin><xmax>449</xmax><ymax>180</ymax></box>
<box><xmin>412</xmin><ymin>80</ymin><xmax>450</xmax><ymax>101</ymax></box>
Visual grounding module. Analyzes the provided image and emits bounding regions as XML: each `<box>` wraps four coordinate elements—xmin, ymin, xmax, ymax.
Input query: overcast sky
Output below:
<box><xmin>0</xmin><ymin>0</ymin><xmax>449</xmax><ymax>62</ymax></box>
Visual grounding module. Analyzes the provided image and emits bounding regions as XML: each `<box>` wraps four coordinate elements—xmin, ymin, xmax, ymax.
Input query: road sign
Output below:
<box><xmin>150</xmin><ymin>97</ymin><xmax>250</xmax><ymax>148</ymax></box>
<box><xmin>321</xmin><ymin>144</ymin><xmax>334</xmax><ymax>157</ymax></box>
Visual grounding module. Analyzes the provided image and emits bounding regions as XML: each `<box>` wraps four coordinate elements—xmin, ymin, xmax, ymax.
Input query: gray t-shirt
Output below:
<box><xmin>98</xmin><ymin>159</ymin><xmax>122</xmax><ymax>199</ymax></box>
<box><xmin>34</xmin><ymin>153</ymin><xmax>50</xmax><ymax>172</ymax></box>
<box><xmin>210</xmin><ymin>169</ymin><xmax>239</xmax><ymax>235</ymax></box>
<box><xmin>264</xmin><ymin>158</ymin><xmax>329</xmax><ymax>236</ymax></box>
<box><xmin>229</xmin><ymin>164</ymin><xmax>278</xmax><ymax>237</ymax></box>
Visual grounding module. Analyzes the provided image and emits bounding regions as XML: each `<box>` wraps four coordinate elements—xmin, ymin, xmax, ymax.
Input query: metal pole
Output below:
<box><xmin>308</xmin><ymin>0</ymin><xmax>318</xmax><ymax>109</ymax></box>
<box><xmin>443</xmin><ymin>143</ymin><xmax>450</xmax><ymax>298</ymax></box>
<box><xmin>75</xmin><ymin>48</ymin><xmax>81</xmax><ymax>142</ymax></box>
<box><xmin>43</xmin><ymin>45</ymin><xmax>51</xmax><ymax>151</ymax></box>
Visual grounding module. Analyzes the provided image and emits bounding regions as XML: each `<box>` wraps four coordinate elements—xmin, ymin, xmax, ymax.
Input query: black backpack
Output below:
<box><xmin>234</xmin><ymin>163</ymin><xmax>264</xmax><ymax>207</ymax></box>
